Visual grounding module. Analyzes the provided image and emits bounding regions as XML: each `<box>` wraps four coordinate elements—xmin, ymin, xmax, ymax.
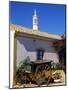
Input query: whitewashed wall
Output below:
<box><xmin>16</xmin><ymin>36</ymin><xmax>59</xmax><ymax>67</ymax></box>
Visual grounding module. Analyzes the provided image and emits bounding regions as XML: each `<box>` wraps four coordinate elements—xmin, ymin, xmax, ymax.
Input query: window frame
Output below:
<box><xmin>36</xmin><ymin>49</ymin><xmax>44</xmax><ymax>60</ymax></box>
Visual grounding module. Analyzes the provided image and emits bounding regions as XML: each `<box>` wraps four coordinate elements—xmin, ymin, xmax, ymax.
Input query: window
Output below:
<box><xmin>37</xmin><ymin>50</ymin><xmax>44</xmax><ymax>60</ymax></box>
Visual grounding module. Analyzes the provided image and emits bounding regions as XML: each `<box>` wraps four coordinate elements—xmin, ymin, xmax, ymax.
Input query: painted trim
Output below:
<box><xmin>13</xmin><ymin>33</ymin><xmax>17</xmax><ymax>87</ymax></box>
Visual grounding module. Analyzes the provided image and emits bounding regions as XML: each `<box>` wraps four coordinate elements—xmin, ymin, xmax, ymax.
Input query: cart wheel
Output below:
<box><xmin>35</xmin><ymin>64</ymin><xmax>52</xmax><ymax>85</ymax></box>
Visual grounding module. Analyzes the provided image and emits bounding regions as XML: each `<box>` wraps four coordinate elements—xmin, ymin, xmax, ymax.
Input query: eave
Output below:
<box><xmin>10</xmin><ymin>24</ymin><xmax>63</xmax><ymax>41</ymax></box>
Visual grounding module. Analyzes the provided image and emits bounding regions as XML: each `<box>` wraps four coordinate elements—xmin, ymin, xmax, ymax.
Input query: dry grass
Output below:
<box><xmin>52</xmin><ymin>70</ymin><xmax>65</xmax><ymax>83</ymax></box>
<box><xmin>14</xmin><ymin>70</ymin><xmax>65</xmax><ymax>88</ymax></box>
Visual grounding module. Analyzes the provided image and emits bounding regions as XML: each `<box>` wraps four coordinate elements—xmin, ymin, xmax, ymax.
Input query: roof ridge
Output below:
<box><xmin>10</xmin><ymin>24</ymin><xmax>63</xmax><ymax>40</ymax></box>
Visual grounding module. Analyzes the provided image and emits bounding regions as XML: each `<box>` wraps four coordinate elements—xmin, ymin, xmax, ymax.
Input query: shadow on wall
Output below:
<box><xmin>17</xmin><ymin>56</ymin><xmax>31</xmax><ymax>69</ymax></box>
<box><xmin>17</xmin><ymin>36</ymin><xmax>57</xmax><ymax>53</ymax></box>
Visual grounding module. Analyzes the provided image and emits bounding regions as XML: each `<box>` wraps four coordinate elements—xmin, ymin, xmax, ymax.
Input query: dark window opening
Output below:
<box><xmin>37</xmin><ymin>50</ymin><xmax>44</xmax><ymax>60</ymax></box>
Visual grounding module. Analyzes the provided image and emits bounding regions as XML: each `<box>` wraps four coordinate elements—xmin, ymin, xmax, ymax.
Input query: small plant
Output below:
<box><xmin>51</xmin><ymin>62</ymin><xmax>64</xmax><ymax>70</ymax></box>
<box><xmin>16</xmin><ymin>56</ymin><xmax>31</xmax><ymax>84</ymax></box>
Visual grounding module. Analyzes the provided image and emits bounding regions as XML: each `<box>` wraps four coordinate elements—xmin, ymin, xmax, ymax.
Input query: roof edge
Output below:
<box><xmin>10</xmin><ymin>24</ymin><xmax>63</xmax><ymax>40</ymax></box>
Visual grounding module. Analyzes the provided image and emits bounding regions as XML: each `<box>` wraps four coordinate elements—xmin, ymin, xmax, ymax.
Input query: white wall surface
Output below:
<box><xmin>16</xmin><ymin>36</ymin><xmax>59</xmax><ymax>67</ymax></box>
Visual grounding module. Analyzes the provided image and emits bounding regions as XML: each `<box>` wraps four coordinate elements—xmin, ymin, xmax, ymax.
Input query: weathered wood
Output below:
<box><xmin>26</xmin><ymin>63</ymin><xmax>52</xmax><ymax>85</ymax></box>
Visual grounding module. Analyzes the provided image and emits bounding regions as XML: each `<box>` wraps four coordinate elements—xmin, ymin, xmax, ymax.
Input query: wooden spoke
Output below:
<box><xmin>35</xmin><ymin>64</ymin><xmax>52</xmax><ymax>85</ymax></box>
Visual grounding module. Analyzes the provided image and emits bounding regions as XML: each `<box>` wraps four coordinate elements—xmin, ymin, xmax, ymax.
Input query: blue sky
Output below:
<box><xmin>10</xmin><ymin>1</ymin><xmax>66</xmax><ymax>35</ymax></box>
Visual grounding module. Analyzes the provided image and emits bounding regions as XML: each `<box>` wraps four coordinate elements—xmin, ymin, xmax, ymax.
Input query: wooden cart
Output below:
<box><xmin>25</xmin><ymin>60</ymin><xmax>52</xmax><ymax>86</ymax></box>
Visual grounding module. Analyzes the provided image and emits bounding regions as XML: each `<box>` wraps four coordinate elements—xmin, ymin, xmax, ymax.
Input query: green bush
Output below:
<box><xmin>16</xmin><ymin>56</ymin><xmax>31</xmax><ymax>84</ymax></box>
<box><xmin>51</xmin><ymin>62</ymin><xmax>64</xmax><ymax>70</ymax></box>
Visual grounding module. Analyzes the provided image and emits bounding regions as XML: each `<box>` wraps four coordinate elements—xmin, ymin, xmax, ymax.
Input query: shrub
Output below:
<box><xmin>16</xmin><ymin>56</ymin><xmax>31</xmax><ymax>84</ymax></box>
<box><xmin>51</xmin><ymin>62</ymin><xmax>64</xmax><ymax>70</ymax></box>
